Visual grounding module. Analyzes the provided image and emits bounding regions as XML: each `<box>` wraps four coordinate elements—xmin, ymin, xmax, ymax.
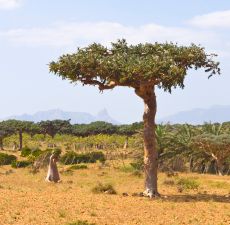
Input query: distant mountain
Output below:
<box><xmin>1</xmin><ymin>109</ymin><xmax>120</xmax><ymax>124</ymax></box>
<box><xmin>158</xmin><ymin>105</ymin><xmax>230</xmax><ymax>124</ymax></box>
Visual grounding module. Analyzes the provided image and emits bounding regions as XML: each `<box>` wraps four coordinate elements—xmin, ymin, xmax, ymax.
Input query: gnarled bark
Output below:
<box><xmin>135</xmin><ymin>85</ymin><xmax>159</xmax><ymax>198</ymax></box>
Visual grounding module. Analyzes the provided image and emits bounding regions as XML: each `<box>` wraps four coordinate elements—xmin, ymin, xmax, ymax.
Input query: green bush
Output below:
<box><xmin>90</xmin><ymin>151</ymin><xmax>106</xmax><ymax>163</ymax></box>
<box><xmin>60</xmin><ymin>151</ymin><xmax>105</xmax><ymax>165</ymax></box>
<box><xmin>92</xmin><ymin>183</ymin><xmax>116</xmax><ymax>194</ymax></box>
<box><xmin>0</xmin><ymin>153</ymin><xmax>17</xmax><ymax>165</ymax></box>
<box><xmin>21</xmin><ymin>147</ymin><xmax>42</xmax><ymax>158</ymax></box>
<box><xmin>129</xmin><ymin>157</ymin><xmax>143</xmax><ymax>171</ymax></box>
<box><xmin>61</xmin><ymin>164</ymin><xmax>88</xmax><ymax>176</ymax></box>
<box><xmin>11</xmin><ymin>160</ymin><xmax>32</xmax><ymax>168</ymax></box>
<box><xmin>31</xmin><ymin>148</ymin><xmax>42</xmax><ymax>157</ymax></box>
<box><xmin>60</xmin><ymin>169</ymin><xmax>73</xmax><ymax>176</ymax></box>
<box><xmin>21</xmin><ymin>147</ymin><xmax>32</xmax><ymax>157</ymax></box>
<box><xmin>32</xmin><ymin>149</ymin><xmax>53</xmax><ymax>169</ymax></box>
<box><xmin>53</xmin><ymin>148</ymin><xmax>62</xmax><ymax>156</ymax></box>
<box><xmin>130</xmin><ymin>161</ymin><xmax>143</xmax><ymax>171</ymax></box>
<box><xmin>69</xmin><ymin>164</ymin><xmax>88</xmax><ymax>170</ymax></box>
<box><xmin>177</xmin><ymin>178</ymin><xmax>200</xmax><ymax>190</ymax></box>
<box><xmin>27</xmin><ymin>155</ymin><xmax>37</xmax><ymax>162</ymax></box>
<box><xmin>119</xmin><ymin>165</ymin><xmax>136</xmax><ymax>173</ymax></box>
<box><xmin>119</xmin><ymin>164</ymin><xmax>142</xmax><ymax>177</ymax></box>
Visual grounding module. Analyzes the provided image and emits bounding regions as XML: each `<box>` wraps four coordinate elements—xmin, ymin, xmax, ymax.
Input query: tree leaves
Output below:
<box><xmin>49</xmin><ymin>39</ymin><xmax>220</xmax><ymax>92</ymax></box>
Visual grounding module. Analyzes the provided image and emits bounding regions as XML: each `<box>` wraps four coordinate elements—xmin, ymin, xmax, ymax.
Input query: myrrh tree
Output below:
<box><xmin>49</xmin><ymin>39</ymin><xmax>220</xmax><ymax>197</ymax></box>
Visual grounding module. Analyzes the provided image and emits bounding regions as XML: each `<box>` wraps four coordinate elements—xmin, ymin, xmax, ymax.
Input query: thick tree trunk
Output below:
<box><xmin>46</xmin><ymin>154</ymin><xmax>60</xmax><ymax>183</ymax></box>
<box><xmin>211</xmin><ymin>153</ymin><xmax>223</xmax><ymax>176</ymax></box>
<box><xmin>135</xmin><ymin>85</ymin><xmax>159</xmax><ymax>198</ymax></box>
<box><xmin>216</xmin><ymin>159</ymin><xmax>224</xmax><ymax>176</ymax></box>
<box><xmin>19</xmin><ymin>130</ymin><xmax>23</xmax><ymax>150</ymax></box>
<box><xmin>0</xmin><ymin>138</ymin><xmax>3</xmax><ymax>150</ymax></box>
<box><xmin>189</xmin><ymin>156</ymin><xmax>194</xmax><ymax>172</ymax></box>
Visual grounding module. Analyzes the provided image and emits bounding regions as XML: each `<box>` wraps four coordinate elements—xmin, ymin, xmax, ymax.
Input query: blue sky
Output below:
<box><xmin>0</xmin><ymin>0</ymin><xmax>230</xmax><ymax>123</ymax></box>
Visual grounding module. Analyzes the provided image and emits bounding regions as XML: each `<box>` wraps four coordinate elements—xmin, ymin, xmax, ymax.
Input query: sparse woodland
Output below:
<box><xmin>0</xmin><ymin>119</ymin><xmax>230</xmax><ymax>176</ymax></box>
<box><xmin>0</xmin><ymin>119</ymin><xmax>230</xmax><ymax>225</ymax></box>
<box><xmin>0</xmin><ymin>40</ymin><xmax>229</xmax><ymax>225</ymax></box>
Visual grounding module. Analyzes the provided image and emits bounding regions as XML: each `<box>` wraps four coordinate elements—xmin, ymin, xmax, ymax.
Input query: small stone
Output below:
<box><xmin>122</xmin><ymin>192</ymin><xmax>129</xmax><ymax>196</ymax></box>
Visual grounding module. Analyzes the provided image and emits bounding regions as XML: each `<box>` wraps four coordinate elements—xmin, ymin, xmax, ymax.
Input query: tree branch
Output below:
<box><xmin>81</xmin><ymin>79</ymin><xmax>116</xmax><ymax>91</ymax></box>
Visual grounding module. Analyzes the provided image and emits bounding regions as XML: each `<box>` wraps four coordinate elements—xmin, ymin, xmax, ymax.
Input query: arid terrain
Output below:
<box><xmin>0</xmin><ymin>158</ymin><xmax>229</xmax><ymax>225</ymax></box>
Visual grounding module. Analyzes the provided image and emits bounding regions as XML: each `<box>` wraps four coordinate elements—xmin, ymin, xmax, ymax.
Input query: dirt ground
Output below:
<box><xmin>0</xmin><ymin>162</ymin><xmax>230</xmax><ymax>225</ymax></box>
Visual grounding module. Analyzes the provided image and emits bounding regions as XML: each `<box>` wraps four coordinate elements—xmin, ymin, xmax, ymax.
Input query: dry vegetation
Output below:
<box><xmin>0</xmin><ymin>154</ymin><xmax>229</xmax><ymax>225</ymax></box>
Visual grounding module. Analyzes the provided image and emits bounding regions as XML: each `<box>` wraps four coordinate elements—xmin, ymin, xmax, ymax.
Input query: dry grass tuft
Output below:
<box><xmin>67</xmin><ymin>220</ymin><xmax>96</xmax><ymax>225</ymax></box>
<box><xmin>92</xmin><ymin>182</ymin><xmax>117</xmax><ymax>195</ymax></box>
<box><xmin>163</xmin><ymin>179</ymin><xmax>175</xmax><ymax>186</ymax></box>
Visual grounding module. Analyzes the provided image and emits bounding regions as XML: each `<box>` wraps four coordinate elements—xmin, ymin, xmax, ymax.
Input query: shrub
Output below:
<box><xmin>21</xmin><ymin>147</ymin><xmax>42</xmax><ymax>158</ymax></box>
<box><xmin>120</xmin><ymin>164</ymin><xmax>142</xmax><ymax>175</ymax></box>
<box><xmin>130</xmin><ymin>158</ymin><xmax>143</xmax><ymax>171</ymax></box>
<box><xmin>21</xmin><ymin>147</ymin><xmax>32</xmax><ymax>157</ymax></box>
<box><xmin>27</xmin><ymin>155</ymin><xmax>37</xmax><ymax>162</ymax></box>
<box><xmin>11</xmin><ymin>160</ymin><xmax>32</xmax><ymax>168</ymax></box>
<box><xmin>163</xmin><ymin>179</ymin><xmax>175</xmax><ymax>186</ymax></box>
<box><xmin>0</xmin><ymin>153</ymin><xmax>17</xmax><ymax>165</ymax></box>
<box><xmin>60</xmin><ymin>169</ymin><xmax>73</xmax><ymax>176</ymax></box>
<box><xmin>132</xmin><ymin>170</ymin><xmax>142</xmax><ymax>177</ymax></box>
<box><xmin>130</xmin><ymin>162</ymin><xmax>143</xmax><ymax>171</ymax></box>
<box><xmin>32</xmin><ymin>149</ymin><xmax>53</xmax><ymax>169</ymax></box>
<box><xmin>209</xmin><ymin>181</ymin><xmax>230</xmax><ymax>189</ymax></box>
<box><xmin>120</xmin><ymin>161</ymin><xmax>143</xmax><ymax>176</ymax></box>
<box><xmin>31</xmin><ymin>148</ymin><xmax>43</xmax><ymax>157</ymax></box>
<box><xmin>67</xmin><ymin>220</ymin><xmax>96</xmax><ymax>225</ymax></box>
<box><xmin>90</xmin><ymin>151</ymin><xmax>106</xmax><ymax>163</ymax></box>
<box><xmin>119</xmin><ymin>165</ymin><xmax>134</xmax><ymax>173</ymax></box>
<box><xmin>60</xmin><ymin>151</ymin><xmax>105</xmax><ymax>165</ymax></box>
<box><xmin>69</xmin><ymin>164</ymin><xmax>88</xmax><ymax>170</ymax></box>
<box><xmin>177</xmin><ymin>178</ymin><xmax>200</xmax><ymax>190</ymax></box>
<box><xmin>92</xmin><ymin>183</ymin><xmax>116</xmax><ymax>194</ymax></box>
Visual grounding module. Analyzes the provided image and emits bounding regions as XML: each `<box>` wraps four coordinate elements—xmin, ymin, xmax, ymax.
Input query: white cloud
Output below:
<box><xmin>0</xmin><ymin>0</ymin><xmax>21</xmax><ymax>9</ymax></box>
<box><xmin>0</xmin><ymin>21</ymin><xmax>217</xmax><ymax>48</ymax></box>
<box><xmin>188</xmin><ymin>10</ymin><xmax>230</xmax><ymax>28</ymax></box>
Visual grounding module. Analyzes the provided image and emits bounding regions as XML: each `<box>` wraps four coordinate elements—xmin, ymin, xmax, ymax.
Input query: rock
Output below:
<box><xmin>122</xmin><ymin>192</ymin><xmax>129</xmax><ymax>196</ymax></box>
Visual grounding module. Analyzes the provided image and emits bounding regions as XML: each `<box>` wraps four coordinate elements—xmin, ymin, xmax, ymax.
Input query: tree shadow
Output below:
<box><xmin>162</xmin><ymin>194</ymin><xmax>230</xmax><ymax>203</ymax></box>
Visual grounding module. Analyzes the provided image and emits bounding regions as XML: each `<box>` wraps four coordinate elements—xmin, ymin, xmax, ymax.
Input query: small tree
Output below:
<box><xmin>0</xmin><ymin>122</ymin><xmax>15</xmax><ymax>150</ymax></box>
<box><xmin>73</xmin><ymin>121</ymin><xmax>117</xmax><ymax>136</ymax></box>
<box><xmin>49</xmin><ymin>39</ymin><xmax>220</xmax><ymax>197</ymax></box>
<box><xmin>0</xmin><ymin>120</ymin><xmax>35</xmax><ymax>150</ymax></box>
<box><xmin>39</xmin><ymin>120</ymin><xmax>72</xmax><ymax>138</ymax></box>
<box><xmin>0</xmin><ymin>130</ymin><xmax>11</xmax><ymax>150</ymax></box>
<box><xmin>191</xmin><ymin>134</ymin><xmax>230</xmax><ymax>175</ymax></box>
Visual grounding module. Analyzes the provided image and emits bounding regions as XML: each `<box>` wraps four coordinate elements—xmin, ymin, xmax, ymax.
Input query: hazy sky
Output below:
<box><xmin>0</xmin><ymin>0</ymin><xmax>230</xmax><ymax>123</ymax></box>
